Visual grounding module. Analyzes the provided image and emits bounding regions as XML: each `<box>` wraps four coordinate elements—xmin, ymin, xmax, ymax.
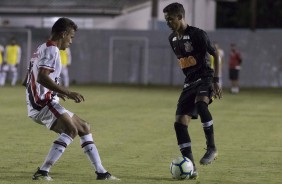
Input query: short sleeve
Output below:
<box><xmin>38</xmin><ymin>46</ymin><xmax>58</xmax><ymax>72</ymax></box>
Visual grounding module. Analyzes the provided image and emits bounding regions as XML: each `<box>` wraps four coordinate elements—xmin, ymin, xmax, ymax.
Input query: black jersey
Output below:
<box><xmin>168</xmin><ymin>26</ymin><xmax>215</xmax><ymax>83</ymax></box>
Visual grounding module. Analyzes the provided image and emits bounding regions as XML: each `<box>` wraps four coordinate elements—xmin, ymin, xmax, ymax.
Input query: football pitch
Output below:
<box><xmin>0</xmin><ymin>85</ymin><xmax>281</xmax><ymax>184</ymax></box>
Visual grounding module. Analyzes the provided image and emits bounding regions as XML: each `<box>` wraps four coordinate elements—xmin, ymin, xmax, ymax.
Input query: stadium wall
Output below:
<box><xmin>1</xmin><ymin>28</ymin><xmax>281</xmax><ymax>87</ymax></box>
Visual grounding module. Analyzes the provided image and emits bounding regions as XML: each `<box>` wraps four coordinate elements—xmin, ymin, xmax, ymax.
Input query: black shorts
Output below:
<box><xmin>229</xmin><ymin>69</ymin><xmax>239</xmax><ymax>80</ymax></box>
<box><xmin>176</xmin><ymin>78</ymin><xmax>213</xmax><ymax>119</ymax></box>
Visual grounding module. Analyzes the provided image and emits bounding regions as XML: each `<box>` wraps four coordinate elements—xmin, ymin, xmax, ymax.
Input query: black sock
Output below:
<box><xmin>180</xmin><ymin>149</ymin><xmax>196</xmax><ymax>167</ymax></box>
<box><xmin>174</xmin><ymin>122</ymin><xmax>195</xmax><ymax>166</ymax></box>
<box><xmin>196</xmin><ymin>101</ymin><xmax>216</xmax><ymax>148</ymax></box>
<box><xmin>174</xmin><ymin>122</ymin><xmax>190</xmax><ymax>145</ymax></box>
<box><xmin>203</xmin><ymin>125</ymin><xmax>215</xmax><ymax>148</ymax></box>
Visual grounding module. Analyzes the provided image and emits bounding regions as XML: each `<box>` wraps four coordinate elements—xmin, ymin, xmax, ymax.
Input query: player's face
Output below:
<box><xmin>60</xmin><ymin>29</ymin><xmax>75</xmax><ymax>50</ymax></box>
<box><xmin>231</xmin><ymin>44</ymin><xmax>236</xmax><ymax>51</ymax></box>
<box><xmin>164</xmin><ymin>12</ymin><xmax>181</xmax><ymax>32</ymax></box>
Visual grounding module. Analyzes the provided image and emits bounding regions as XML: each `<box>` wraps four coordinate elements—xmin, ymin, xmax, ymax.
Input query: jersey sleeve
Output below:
<box><xmin>193</xmin><ymin>29</ymin><xmax>215</xmax><ymax>56</ymax></box>
<box><xmin>38</xmin><ymin>46</ymin><xmax>58</xmax><ymax>72</ymax></box>
<box><xmin>205</xmin><ymin>33</ymin><xmax>216</xmax><ymax>56</ymax></box>
<box><xmin>168</xmin><ymin>33</ymin><xmax>176</xmax><ymax>55</ymax></box>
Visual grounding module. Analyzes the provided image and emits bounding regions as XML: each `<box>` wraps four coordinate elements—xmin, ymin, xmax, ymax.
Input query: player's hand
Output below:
<box><xmin>213</xmin><ymin>82</ymin><xmax>222</xmax><ymax>99</ymax></box>
<box><xmin>57</xmin><ymin>93</ymin><xmax>68</xmax><ymax>101</ymax></box>
<box><xmin>67</xmin><ymin>91</ymin><xmax>85</xmax><ymax>103</ymax></box>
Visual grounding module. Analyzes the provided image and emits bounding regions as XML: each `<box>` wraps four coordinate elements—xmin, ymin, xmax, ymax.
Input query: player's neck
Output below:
<box><xmin>49</xmin><ymin>34</ymin><xmax>63</xmax><ymax>49</ymax></box>
<box><xmin>176</xmin><ymin>23</ymin><xmax>188</xmax><ymax>38</ymax></box>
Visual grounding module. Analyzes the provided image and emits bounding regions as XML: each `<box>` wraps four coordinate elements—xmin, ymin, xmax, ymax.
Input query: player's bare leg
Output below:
<box><xmin>32</xmin><ymin>113</ymin><xmax>75</xmax><ymax>181</ymax></box>
<box><xmin>73</xmin><ymin>115</ymin><xmax>119</xmax><ymax>180</ymax></box>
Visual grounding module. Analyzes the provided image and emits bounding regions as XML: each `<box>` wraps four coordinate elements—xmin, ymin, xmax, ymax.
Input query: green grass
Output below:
<box><xmin>0</xmin><ymin>85</ymin><xmax>282</xmax><ymax>184</ymax></box>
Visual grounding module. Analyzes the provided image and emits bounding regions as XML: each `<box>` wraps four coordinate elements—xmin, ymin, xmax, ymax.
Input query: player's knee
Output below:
<box><xmin>195</xmin><ymin>101</ymin><xmax>212</xmax><ymax>122</ymax></box>
<box><xmin>175</xmin><ymin>115</ymin><xmax>190</xmax><ymax>126</ymax></box>
<box><xmin>65</xmin><ymin>124</ymin><xmax>78</xmax><ymax>139</ymax></box>
<box><xmin>196</xmin><ymin>101</ymin><xmax>208</xmax><ymax>114</ymax></box>
<box><xmin>80</xmin><ymin>122</ymin><xmax>91</xmax><ymax>135</ymax></box>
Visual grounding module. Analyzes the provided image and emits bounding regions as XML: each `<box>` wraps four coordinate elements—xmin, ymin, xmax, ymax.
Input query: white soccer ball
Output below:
<box><xmin>170</xmin><ymin>156</ymin><xmax>194</xmax><ymax>180</ymax></box>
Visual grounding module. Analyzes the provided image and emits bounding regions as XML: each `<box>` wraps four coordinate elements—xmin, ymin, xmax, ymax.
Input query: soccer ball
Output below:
<box><xmin>170</xmin><ymin>156</ymin><xmax>194</xmax><ymax>180</ymax></box>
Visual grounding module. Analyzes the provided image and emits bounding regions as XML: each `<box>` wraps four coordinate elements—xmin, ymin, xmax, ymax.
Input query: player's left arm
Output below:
<box><xmin>57</xmin><ymin>93</ymin><xmax>68</xmax><ymax>101</ymax></box>
<box><xmin>206</xmin><ymin>36</ymin><xmax>222</xmax><ymax>99</ymax></box>
<box><xmin>37</xmin><ymin>68</ymin><xmax>84</xmax><ymax>103</ymax></box>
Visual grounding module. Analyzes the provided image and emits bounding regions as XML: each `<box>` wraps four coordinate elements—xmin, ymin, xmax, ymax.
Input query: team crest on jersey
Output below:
<box><xmin>184</xmin><ymin>41</ymin><xmax>193</xmax><ymax>52</ymax></box>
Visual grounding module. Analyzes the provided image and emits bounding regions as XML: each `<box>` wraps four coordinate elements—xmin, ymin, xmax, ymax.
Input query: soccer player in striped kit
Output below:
<box><xmin>163</xmin><ymin>2</ymin><xmax>222</xmax><ymax>179</ymax></box>
<box><xmin>24</xmin><ymin>17</ymin><xmax>119</xmax><ymax>181</ymax></box>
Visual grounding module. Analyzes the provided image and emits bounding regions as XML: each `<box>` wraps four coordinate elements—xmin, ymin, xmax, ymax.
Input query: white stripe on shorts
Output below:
<box><xmin>202</xmin><ymin>120</ymin><xmax>213</xmax><ymax>128</ymax></box>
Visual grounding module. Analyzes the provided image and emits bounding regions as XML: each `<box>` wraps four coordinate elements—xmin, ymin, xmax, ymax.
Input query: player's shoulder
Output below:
<box><xmin>168</xmin><ymin>32</ymin><xmax>177</xmax><ymax>42</ymax></box>
<box><xmin>189</xmin><ymin>26</ymin><xmax>206</xmax><ymax>35</ymax></box>
<box><xmin>44</xmin><ymin>41</ymin><xmax>59</xmax><ymax>53</ymax></box>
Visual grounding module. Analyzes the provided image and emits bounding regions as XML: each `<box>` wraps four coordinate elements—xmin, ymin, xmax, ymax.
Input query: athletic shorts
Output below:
<box><xmin>176</xmin><ymin>78</ymin><xmax>213</xmax><ymax>119</ymax></box>
<box><xmin>28</xmin><ymin>100</ymin><xmax>74</xmax><ymax>129</ymax></box>
<box><xmin>2</xmin><ymin>64</ymin><xmax>17</xmax><ymax>72</ymax></box>
<box><xmin>229</xmin><ymin>69</ymin><xmax>239</xmax><ymax>80</ymax></box>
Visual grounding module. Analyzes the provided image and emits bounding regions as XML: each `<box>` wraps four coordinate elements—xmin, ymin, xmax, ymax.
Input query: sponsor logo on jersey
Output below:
<box><xmin>184</xmin><ymin>41</ymin><xmax>193</xmax><ymax>52</ymax></box>
<box><xmin>178</xmin><ymin>56</ymin><xmax>197</xmax><ymax>69</ymax></box>
<box><xmin>172</xmin><ymin>37</ymin><xmax>177</xmax><ymax>41</ymax></box>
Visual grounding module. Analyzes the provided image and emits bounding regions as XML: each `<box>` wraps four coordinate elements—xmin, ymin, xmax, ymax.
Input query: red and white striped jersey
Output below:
<box><xmin>26</xmin><ymin>40</ymin><xmax>62</xmax><ymax>116</ymax></box>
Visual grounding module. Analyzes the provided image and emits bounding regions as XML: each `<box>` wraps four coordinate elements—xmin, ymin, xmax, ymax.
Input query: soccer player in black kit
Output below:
<box><xmin>163</xmin><ymin>2</ymin><xmax>222</xmax><ymax>179</ymax></box>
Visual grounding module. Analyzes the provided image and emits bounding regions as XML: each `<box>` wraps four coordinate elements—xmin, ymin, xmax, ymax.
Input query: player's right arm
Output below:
<box><xmin>37</xmin><ymin>68</ymin><xmax>84</xmax><ymax>103</ymax></box>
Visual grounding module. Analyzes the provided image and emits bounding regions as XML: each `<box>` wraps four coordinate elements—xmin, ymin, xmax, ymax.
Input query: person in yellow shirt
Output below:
<box><xmin>59</xmin><ymin>47</ymin><xmax>71</xmax><ymax>87</ymax></box>
<box><xmin>210</xmin><ymin>42</ymin><xmax>224</xmax><ymax>87</ymax></box>
<box><xmin>1</xmin><ymin>38</ymin><xmax>21</xmax><ymax>86</ymax></box>
<box><xmin>0</xmin><ymin>43</ymin><xmax>4</xmax><ymax>86</ymax></box>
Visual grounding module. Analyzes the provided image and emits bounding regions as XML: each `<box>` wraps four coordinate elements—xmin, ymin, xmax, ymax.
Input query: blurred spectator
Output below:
<box><xmin>0</xmin><ymin>43</ymin><xmax>4</xmax><ymax>86</ymax></box>
<box><xmin>1</xmin><ymin>38</ymin><xmax>21</xmax><ymax>86</ymax></box>
<box><xmin>210</xmin><ymin>42</ymin><xmax>224</xmax><ymax>87</ymax></box>
<box><xmin>59</xmin><ymin>47</ymin><xmax>71</xmax><ymax>87</ymax></box>
<box><xmin>229</xmin><ymin>43</ymin><xmax>242</xmax><ymax>94</ymax></box>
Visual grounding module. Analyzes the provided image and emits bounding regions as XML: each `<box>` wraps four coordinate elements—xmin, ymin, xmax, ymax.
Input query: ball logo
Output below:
<box><xmin>170</xmin><ymin>156</ymin><xmax>194</xmax><ymax>180</ymax></box>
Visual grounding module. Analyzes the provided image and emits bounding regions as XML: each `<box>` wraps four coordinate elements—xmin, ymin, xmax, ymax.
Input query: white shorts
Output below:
<box><xmin>29</xmin><ymin>100</ymin><xmax>74</xmax><ymax>129</ymax></box>
<box><xmin>2</xmin><ymin>64</ymin><xmax>17</xmax><ymax>72</ymax></box>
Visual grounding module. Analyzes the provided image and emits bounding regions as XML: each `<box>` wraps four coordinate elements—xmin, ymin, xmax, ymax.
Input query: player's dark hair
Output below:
<box><xmin>51</xmin><ymin>17</ymin><xmax>78</xmax><ymax>35</ymax></box>
<box><xmin>163</xmin><ymin>2</ymin><xmax>185</xmax><ymax>17</ymax></box>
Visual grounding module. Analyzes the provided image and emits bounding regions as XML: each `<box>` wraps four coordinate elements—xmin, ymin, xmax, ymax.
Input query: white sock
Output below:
<box><xmin>80</xmin><ymin>134</ymin><xmax>107</xmax><ymax>173</ymax></box>
<box><xmin>40</xmin><ymin>133</ymin><xmax>73</xmax><ymax>172</ymax></box>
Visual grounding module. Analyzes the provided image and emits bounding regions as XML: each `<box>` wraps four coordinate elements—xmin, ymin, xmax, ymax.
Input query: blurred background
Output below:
<box><xmin>0</xmin><ymin>0</ymin><xmax>281</xmax><ymax>87</ymax></box>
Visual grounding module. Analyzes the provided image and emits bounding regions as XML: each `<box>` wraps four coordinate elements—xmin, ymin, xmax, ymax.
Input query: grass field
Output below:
<box><xmin>0</xmin><ymin>85</ymin><xmax>281</xmax><ymax>184</ymax></box>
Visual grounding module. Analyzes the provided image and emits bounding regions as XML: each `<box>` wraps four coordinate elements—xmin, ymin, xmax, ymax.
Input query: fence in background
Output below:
<box><xmin>0</xmin><ymin>28</ymin><xmax>281</xmax><ymax>87</ymax></box>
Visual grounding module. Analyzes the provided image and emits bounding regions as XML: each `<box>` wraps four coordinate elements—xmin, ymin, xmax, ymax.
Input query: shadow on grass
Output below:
<box><xmin>120</xmin><ymin>174</ymin><xmax>201</xmax><ymax>183</ymax></box>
